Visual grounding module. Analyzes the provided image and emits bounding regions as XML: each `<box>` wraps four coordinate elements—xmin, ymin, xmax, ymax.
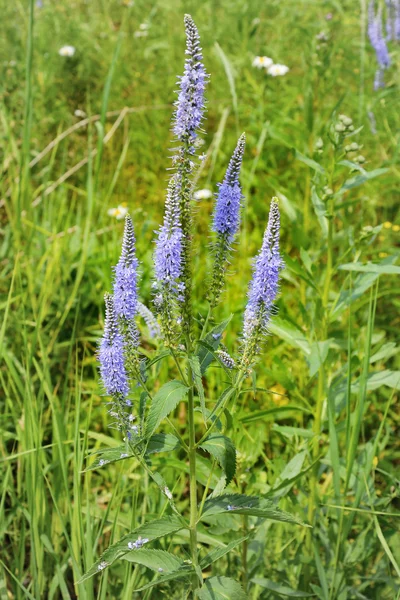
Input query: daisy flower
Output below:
<box><xmin>58</xmin><ymin>45</ymin><xmax>76</xmax><ymax>57</ymax></box>
<box><xmin>108</xmin><ymin>205</ymin><xmax>129</xmax><ymax>220</ymax></box>
<box><xmin>267</xmin><ymin>64</ymin><xmax>289</xmax><ymax>76</ymax></box>
<box><xmin>252</xmin><ymin>56</ymin><xmax>273</xmax><ymax>69</ymax></box>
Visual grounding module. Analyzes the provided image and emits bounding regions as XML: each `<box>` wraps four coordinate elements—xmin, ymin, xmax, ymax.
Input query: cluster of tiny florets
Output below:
<box><xmin>242</xmin><ymin>199</ymin><xmax>284</xmax><ymax>362</ymax></box>
<box><xmin>99</xmin><ymin>294</ymin><xmax>129</xmax><ymax>397</ymax></box>
<box><xmin>212</xmin><ymin>133</ymin><xmax>246</xmax><ymax>242</ymax></box>
<box><xmin>173</xmin><ymin>14</ymin><xmax>208</xmax><ymax>144</ymax></box>
<box><xmin>154</xmin><ymin>176</ymin><xmax>185</xmax><ymax>307</ymax></box>
<box><xmin>137</xmin><ymin>301</ymin><xmax>161</xmax><ymax>339</ymax></box>
<box><xmin>208</xmin><ymin>134</ymin><xmax>246</xmax><ymax>307</ymax></box>
<box><xmin>216</xmin><ymin>349</ymin><xmax>236</xmax><ymax>370</ymax></box>
<box><xmin>113</xmin><ymin>216</ymin><xmax>139</xmax><ymax>320</ymax></box>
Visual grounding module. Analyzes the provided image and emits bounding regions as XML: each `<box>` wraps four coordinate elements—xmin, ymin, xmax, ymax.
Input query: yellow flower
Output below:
<box><xmin>392</xmin><ymin>224</ymin><xmax>400</xmax><ymax>232</ymax></box>
<box><xmin>378</xmin><ymin>252</ymin><xmax>388</xmax><ymax>258</ymax></box>
<box><xmin>383</xmin><ymin>221</ymin><xmax>392</xmax><ymax>229</ymax></box>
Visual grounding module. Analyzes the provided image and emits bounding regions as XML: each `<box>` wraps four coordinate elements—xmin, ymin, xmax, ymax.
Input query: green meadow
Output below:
<box><xmin>1</xmin><ymin>0</ymin><xmax>399</xmax><ymax>598</ymax></box>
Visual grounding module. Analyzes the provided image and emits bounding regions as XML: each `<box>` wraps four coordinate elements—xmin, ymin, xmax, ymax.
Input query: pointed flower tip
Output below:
<box><xmin>114</xmin><ymin>217</ymin><xmax>139</xmax><ymax>320</ymax></box>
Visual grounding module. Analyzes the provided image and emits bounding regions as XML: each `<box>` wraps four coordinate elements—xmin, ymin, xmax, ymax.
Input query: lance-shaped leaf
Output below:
<box><xmin>84</xmin><ymin>446</ymin><xmax>134</xmax><ymax>471</ymax></box>
<box><xmin>122</xmin><ymin>548</ymin><xmax>185</xmax><ymax>573</ymax></box>
<box><xmin>78</xmin><ymin>515</ymin><xmax>186</xmax><ymax>582</ymax></box>
<box><xmin>146</xmin><ymin>433</ymin><xmax>181</xmax><ymax>455</ymax></box>
<box><xmin>200</xmin><ymin>536</ymin><xmax>248</xmax><ymax>569</ymax></box>
<box><xmin>133</xmin><ymin>567</ymin><xmax>194</xmax><ymax>592</ymax></box>
<box><xmin>197</xmin><ymin>315</ymin><xmax>232</xmax><ymax>374</ymax></box>
<box><xmin>145</xmin><ymin>380</ymin><xmax>189</xmax><ymax>438</ymax></box>
<box><xmin>198</xmin><ymin>576</ymin><xmax>247</xmax><ymax>600</ymax></box>
<box><xmin>200</xmin><ymin>494</ymin><xmax>308</xmax><ymax>526</ymax></box>
<box><xmin>85</xmin><ymin>434</ymin><xmax>181</xmax><ymax>472</ymax></box>
<box><xmin>199</xmin><ymin>434</ymin><xmax>236</xmax><ymax>486</ymax></box>
<box><xmin>252</xmin><ymin>577</ymin><xmax>314</xmax><ymax>597</ymax></box>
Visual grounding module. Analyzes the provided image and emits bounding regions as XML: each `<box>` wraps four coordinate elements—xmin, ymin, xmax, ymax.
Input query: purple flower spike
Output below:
<box><xmin>154</xmin><ymin>175</ymin><xmax>184</xmax><ymax>300</ymax></box>
<box><xmin>113</xmin><ymin>215</ymin><xmax>139</xmax><ymax>320</ymax></box>
<box><xmin>368</xmin><ymin>1</ymin><xmax>391</xmax><ymax>71</ymax></box>
<box><xmin>213</xmin><ymin>133</ymin><xmax>246</xmax><ymax>243</ymax></box>
<box><xmin>395</xmin><ymin>0</ymin><xmax>400</xmax><ymax>40</ymax></box>
<box><xmin>243</xmin><ymin>198</ymin><xmax>284</xmax><ymax>344</ymax></box>
<box><xmin>173</xmin><ymin>14</ymin><xmax>208</xmax><ymax>143</ymax></box>
<box><xmin>99</xmin><ymin>294</ymin><xmax>129</xmax><ymax>397</ymax></box>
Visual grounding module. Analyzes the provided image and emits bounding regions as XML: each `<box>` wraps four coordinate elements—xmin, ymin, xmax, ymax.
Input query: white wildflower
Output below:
<box><xmin>252</xmin><ymin>56</ymin><xmax>273</xmax><ymax>69</ymax></box>
<box><xmin>193</xmin><ymin>189</ymin><xmax>213</xmax><ymax>200</ymax></box>
<box><xmin>58</xmin><ymin>45</ymin><xmax>76</xmax><ymax>57</ymax></box>
<box><xmin>107</xmin><ymin>205</ymin><xmax>128</xmax><ymax>220</ymax></box>
<box><xmin>267</xmin><ymin>64</ymin><xmax>289</xmax><ymax>77</ymax></box>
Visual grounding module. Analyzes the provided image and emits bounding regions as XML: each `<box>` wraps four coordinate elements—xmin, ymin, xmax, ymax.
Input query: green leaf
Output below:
<box><xmin>338</xmin><ymin>260</ymin><xmax>400</xmax><ymax>275</ymax></box>
<box><xmin>145</xmin><ymin>380</ymin><xmax>189</xmax><ymax>438</ymax></box>
<box><xmin>252</xmin><ymin>577</ymin><xmax>314</xmax><ymax>597</ymax></box>
<box><xmin>340</xmin><ymin>167</ymin><xmax>388</xmax><ymax>191</ymax></box>
<box><xmin>122</xmin><ymin>548</ymin><xmax>184</xmax><ymax>572</ymax></box>
<box><xmin>370</xmin><ymin>342</ymin><xmax>400</xmax><ymax>363</ymax></box>
<box><xmin>133</xmin><ymin>568</ymin><xmax>193</xmax><ymax>592</ymax></box>
<box><xmin>308</xmin><ymin>340</ymin><xmax>331</xmax><ymax>378</ymax></box>
<box><xmin>266</xmin><ymin>455</ymin><xmax>320</xmax><ymax>498</ymax></box>
<box><xmin>78</xmin><ymin>515</ymin><xmax>186</xmax><ymax>582</ymax></box>
<box><xmin>209</xmin><ymin>386</ymin><xmax>235</xmax><ymax>420</ymax></box>
<box><xmin>284</xmin><ymin>255</ymin><xmax>318</xmax><ymax>291</ymax></box>
<box><xmin>197</xmin><ymin>315</ymin><xmax>232</xmax><ymax>374</ymax></box>
<box><xmin>351</xmin><ymin>370</ymin><xmax>400</xmax><ymax>392</ymax></box>
<box><xmin>272</xmin><ymin>424</ymin><xmax>315</xmax><ymax>439</ymax></box>
<box><xmin>198</xmin><ymin>576</ymin><xmax>247</xmax><ymax>600</ymax></box>
<box><xmin>239</xmin><ymin>405</ymin><xmax>310</xmax><ymax>425</ymax></box>
<box><xmin>332</xmin><ymin>255</ymin><xmax>399</xmax><ymax>319</ymax></box>
<box><xmin>146</xmin><ymin>433</ymin><xmax>181</xmax><ymax>455</ymax></box>
<box><xmin>199</xmin><ymin>434</ymin><xmax>236</xmax><ymax>486</ymax></box>
<box><xmin>337</xmin><ymin>159</ymin><xmax>366</xmax><ymax>173</ymax></box>
<box><xmin>200</xmin><ymin>537</ymin><xmax>248</xmax><ymax>569</ymax></box>
<box><xmin>200</xmin><ymin>494</ymin><xmax>307</xmax><ymax>526</ymax></box>
<box><xmin>268</xmin><ymin>318</ymin><xmax>311</xmax><ymax>356</ymax></box>
<box><xmin>189</xmin><ymin>356</ymin><xmax>207</xmax><ymax>423</ymax></box>
<box><xmin>84</xmin><ymin>446</ymin><xmax>132</xmax><ymax>471</ymax></box>
<box><xmin>295</xmin><ymin>150</ymin><xmax>325</xmax><ymax>174</ymax></box>
<box><xmin>311</xmin><ymin>187</ymin><xmax>328</xmax><ymax>238</ymax></box>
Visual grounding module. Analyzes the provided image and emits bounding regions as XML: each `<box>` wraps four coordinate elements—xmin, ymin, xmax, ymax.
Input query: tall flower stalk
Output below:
<box><xmin>90</xmin><ymin>16</ymin><xmax>299</xmax><ymax>600</ymax></box>
<box><xmin>173</xmin><ymin>14</ymin><xmax>208</xmax><ymax>341</ymax></box>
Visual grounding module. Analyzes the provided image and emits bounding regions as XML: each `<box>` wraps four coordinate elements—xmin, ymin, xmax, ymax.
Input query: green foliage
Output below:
<box><xmin>79</xmin><ymin>515</ymin><xmax>185</xmax><ymax>582</ymax></box>
<box><xmin>200</xmin><ymin>493</ymin><xmax>307</xmax><ymax>526</ymax></box>
<box><xmin>197</xmin><ymin>576</ymin><xmax>247</xmax><ymax>600</ymax></box>
<box><xmin>199</xmin><ymin>434</ymin><xmax>236</xmax><ymax>485</ymax></box>
<box><xmin>145</xmin><ymin>380</ymin><xmax>189</xmax><ymax>437</ymax></box>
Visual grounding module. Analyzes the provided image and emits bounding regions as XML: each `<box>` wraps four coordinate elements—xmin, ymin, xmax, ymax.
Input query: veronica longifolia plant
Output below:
<box><xmin>85</xmin><ymin>14</ymin><xmax>305</xmax><ymax>597</ymax></box>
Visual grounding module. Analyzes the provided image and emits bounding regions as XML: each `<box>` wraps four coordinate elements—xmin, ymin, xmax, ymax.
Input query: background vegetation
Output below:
<box><xmin>0</xmin><ymin>0</ymin><xmax>399</xmax><ymax>598</ymax></box>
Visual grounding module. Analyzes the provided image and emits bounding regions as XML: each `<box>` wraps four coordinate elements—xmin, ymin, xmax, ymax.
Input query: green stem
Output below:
<box><xmin>200</xmin><ymin>305</ymin><xmax>212</xmax><ymax>341</ymax></box>
<box><xmin>187</xmin><ymin>385</ymin><xmax>201</xmax><ymax>593</ymax></box>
